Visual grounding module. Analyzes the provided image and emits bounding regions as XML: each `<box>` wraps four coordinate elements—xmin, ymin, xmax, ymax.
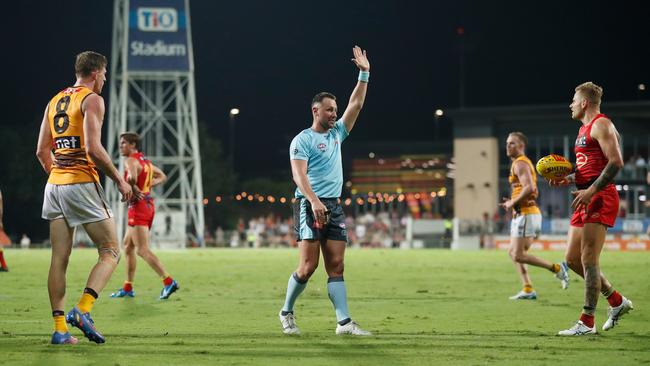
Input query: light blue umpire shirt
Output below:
<box><xmin>289</xmin><ymin>119</ymin><xmax>349</xmax><ymax>198</ymax></box>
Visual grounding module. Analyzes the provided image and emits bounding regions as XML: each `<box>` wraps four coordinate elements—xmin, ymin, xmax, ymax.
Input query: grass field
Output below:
<box><xmin>0</xmin><ymin>248</ymin><xmax>648</xmax><ymax>365</ymax></box>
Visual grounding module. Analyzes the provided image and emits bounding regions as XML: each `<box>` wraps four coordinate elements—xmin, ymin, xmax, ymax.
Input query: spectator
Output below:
<box><xmin>229</xmin><ymin>230</ymin><xmax>240</xmax><ymax>247</ymax></box>
<box><xmin>237</xmin><ymin>218</ymin><xmax>246</xmax><ymax>243</ymax></box>
<box><xmin>443</xmin><ymin>217</ymin><xmax>453</xmax><ymax>242</ymax></box>
<box><xmin>20</xmin><ymin>233</ymin><xmax>31</xmax><ymax>249</ymax></box>
<box><xmin>213</xmin><ymin>211</ymin><xmax>410</xmax><ymax>248</ymax></box>
<box><xmin>647</xmin><ymin>172</ymin><xmax>650</xmax><ymax>238</ymax></box>
<box><xmin>479</xmin><ymin>212</ymin><xmax>494</xmax><ymax>249</ymax></box>
<box><xmin>215</xmin><ymin>226</ymin><xmax>224</xmax><ymax>246</ymax></box>
<box><xmin>355</xmin><ymin>221</ymin><xmax>367</xmax><ymax>246</ymax></box>
<box><xmin>623</xmin><ymin>156</ymin><xmax>636</xmax><ymax>178</ymax></box>
<box><xmin>635</xmin><ymin>155</ymin><xmax>646</xmax><ymax>167</ymax></box>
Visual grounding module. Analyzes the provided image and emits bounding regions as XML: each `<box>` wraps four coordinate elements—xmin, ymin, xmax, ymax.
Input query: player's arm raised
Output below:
<box><xmin>571</xmin><ymin>118</ymin><xmax>623</xmax><ymax>210</ymax></box>
<box><xmin>35</xmin><ymin>105</ymin><xmax>54</xmax><ymax>175</ymax></box>
<box><xmin>83</xmin><ymin>94</ymin><xmax>132</xmax><ymax>202</ymax></box>
<box><xmin>341</xmin><ymin>46</ymin><xmax>370</xmax><ymax>133</ymax></box>
<box><xmin>290</xmin><ymin>159</ymin><xmax>327</xmax><ymax>225</ymax></box>
<box><xmin>150</xmin><ymin>164</ymin><xmax>167</xmax><ymax>187</ymax></box>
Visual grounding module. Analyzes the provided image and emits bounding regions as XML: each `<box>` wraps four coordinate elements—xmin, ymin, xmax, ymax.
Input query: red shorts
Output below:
<box><xmin>128</xmin><ymin>198</ymin><xmax>155</xmax><ymax>229</ymax></box>
<box><xmin>570</xmin><ymin>184</ymin><xmax>619</xmax><ymax>228</ymax></box>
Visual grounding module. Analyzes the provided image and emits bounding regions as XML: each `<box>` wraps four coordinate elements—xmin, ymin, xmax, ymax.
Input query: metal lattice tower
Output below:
<box><xmin>105</xmin><ymin>0</ymin><xmax>204</xmax><ymax>247</ymax></box>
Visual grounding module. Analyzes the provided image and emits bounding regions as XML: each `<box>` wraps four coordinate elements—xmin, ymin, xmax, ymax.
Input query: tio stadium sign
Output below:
<box><xmin>128</xmin><ymin>0</ymin><xmax>190</xmax><ymax>71</ymax></box>
<box><xmin>137</xmin><ymin>7</ymin><xmax>178</xmax><ymax>32</ymax></box>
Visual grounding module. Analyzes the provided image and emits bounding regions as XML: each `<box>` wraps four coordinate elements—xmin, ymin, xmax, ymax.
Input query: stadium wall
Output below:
<box><xmin>453</xmin><ymin>137</ymin><xmax>499</xmax><ymax>220</ymax></box>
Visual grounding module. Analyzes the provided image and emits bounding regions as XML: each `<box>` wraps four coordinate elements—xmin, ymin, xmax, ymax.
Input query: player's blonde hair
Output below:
<box><xmin>508</xmin><ymin>132</ymin><xmax>528</xmax><ymax>147</ymax></box>
<box><xmin>575</xmin><ymin>82</ymin><xmax>603</xmax><ymax>107</ymax></box>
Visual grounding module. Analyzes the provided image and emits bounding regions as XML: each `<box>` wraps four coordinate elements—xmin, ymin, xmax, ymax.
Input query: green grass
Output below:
<box><xmin>0</xmin><ymin>248</ymin><xmax>649</xmax><ymax>365</ymax></box>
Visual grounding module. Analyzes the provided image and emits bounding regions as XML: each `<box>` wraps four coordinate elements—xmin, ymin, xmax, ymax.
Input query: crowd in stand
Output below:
<box><xmin>621</xmin><ymin>154</ymin><xmax>648</xmax><ymax>180</ymax></box>
<box><xmin>204</xmin><ymin>212</ymin><xmax>408</xmax><ymax>248</ymax></box>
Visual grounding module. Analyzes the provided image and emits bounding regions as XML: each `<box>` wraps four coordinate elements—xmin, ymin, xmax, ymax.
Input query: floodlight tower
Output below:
<box><xmin>105</xmin><ymin>0</ymin><xmax>205</xmax><ymax>247</ymax></box>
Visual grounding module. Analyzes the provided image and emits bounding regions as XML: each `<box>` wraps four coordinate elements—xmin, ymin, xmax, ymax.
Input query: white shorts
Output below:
<box><xmin>42</xmin><ymin>182</ymin><xmax>113</xmax><ymax>227</ymax></box>
<box><xmin>510</xmin><ymin>213</ymin><xmax>541</xmax><ymax>238</ymax></box>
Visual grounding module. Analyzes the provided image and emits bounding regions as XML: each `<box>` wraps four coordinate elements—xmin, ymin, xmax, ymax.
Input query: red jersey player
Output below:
<box><xmin>0</xmin><ymin>188</ymin><xmax>9</xmax><ymax>271</ymax></box>
<box><xmin>552</xmin><ymin>82</ymin><xmax>633</xmax><ymax>336</ymax></box>
<box><xmin>111</xmin><ymin>132</ymin><xmax>179</xmax><ymax>300</ymax></box>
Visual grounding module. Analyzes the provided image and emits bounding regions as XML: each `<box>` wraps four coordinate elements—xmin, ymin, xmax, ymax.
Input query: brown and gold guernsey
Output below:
<box><xmin>46</xmin><ymin>86</ymin><xmax>100</xmax><ymax>185</ymax></box>
<box><xmin>508</xmin><ymin>155</ymin><xmax>541</xmax><ymax>215</ymax></box>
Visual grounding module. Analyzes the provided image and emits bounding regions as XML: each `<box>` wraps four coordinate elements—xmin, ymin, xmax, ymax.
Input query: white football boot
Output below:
<box><xmin>335</xmin><ymin>321</ymin><xmax>372</xmax><ymax>336</ymax></box>
<box><xmin>509</xmin><ymin>290</ymin><xmax>537</xmax><ymax>300</ymax></box>
<box><xmin>558</xmin><ymin>321</ymin><xmax>597</xmax><ymax>336</ymax></box>
<box><xmin>603</xmin><ymin>296</ymin><xmax>634</xmax><ymax>331</ymax></box>
<box><xmin>555</xmin><ymin>262</ymin><xmax>570</xmax><ymax>290</ymax></box>
<box><xmin>279</xmin><ymin>312</ymin><xmax>301</xmax><ymax>335</ymax></box>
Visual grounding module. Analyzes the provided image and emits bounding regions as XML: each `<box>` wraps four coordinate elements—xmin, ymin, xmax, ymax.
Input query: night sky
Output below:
<box><xmin>5</xmin><ymin>1</ymin><xmax>650</xmax><ymax>179</ymax></box>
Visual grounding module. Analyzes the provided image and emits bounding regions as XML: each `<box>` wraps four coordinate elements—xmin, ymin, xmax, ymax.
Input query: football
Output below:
<box><xmin>535</xmin><ymin>154</ymin><xmax>573</xmax><ymax>180</ymax></box>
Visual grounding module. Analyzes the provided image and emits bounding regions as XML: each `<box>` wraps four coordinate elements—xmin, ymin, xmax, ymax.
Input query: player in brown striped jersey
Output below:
<box><xmin>500</xmin><ymin>132</ymin><xmax>569</xmax><ymax>300</ymax></box>
<box><xmin>36</xmin><ymin>51</ymin><xmax>133</xmax><ymax>344</ymax></box>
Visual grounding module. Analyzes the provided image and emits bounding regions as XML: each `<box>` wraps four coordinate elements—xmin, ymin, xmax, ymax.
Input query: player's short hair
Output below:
<box><xmin>311</xmin><ymin>92</ymin><xmax>336</xmax><ymax>107</ymax></box>
<box><xmin>509</xmin><ymin>132</ymin><xmax>528</xmax><ymax>147</ymax></box>
<box><xmin>120</xmin><ymin>131</ymin><xmax>141</xmax><ymax>150</ymax></box>
<box><xmin>75</xmin><ymin>51</ymin><xmax>107</xmax><ymax>78</ymax></box>
<box><xmin>575</xmin><ymin>81</ymin><xmax>603</xmax><ymax>107</ymax></box>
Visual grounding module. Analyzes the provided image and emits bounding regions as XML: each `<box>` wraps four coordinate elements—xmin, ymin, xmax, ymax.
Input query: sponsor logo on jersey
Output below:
<box><xmin>54</xmin><ymin>136</ymin><xmax>81</xmax><ymax>150</ymax></box>
<box><xmin>317</xmin><ymin>143</ymin><xmax>326</xmax><ymax>152</ymax></box>
<box><xmin>575</xmin><ymin>135</ymin><xmax>587</xmax><ymax>147</ymax></box>
<box><xmin>62</xmin><ymin>87</ymin><xmax>82</xmax><ymax>95</ymax></box>
<box><xmin>576</xmin><ymin>152</ymin><xmax>588</xmax><ymax>168</ymax></box>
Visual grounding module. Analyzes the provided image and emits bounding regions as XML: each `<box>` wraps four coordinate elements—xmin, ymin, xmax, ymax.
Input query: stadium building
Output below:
<box><xmin>338</xmin><ymin>101</ymin><xmax>650</xmax><ymax>249</ymax></box>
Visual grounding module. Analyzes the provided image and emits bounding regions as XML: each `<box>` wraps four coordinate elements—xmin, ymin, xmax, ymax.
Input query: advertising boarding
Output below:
<box><xmin>128</xmin><ymin>0</ymin><xmax>190</xmax><ymax>71</ymax></box>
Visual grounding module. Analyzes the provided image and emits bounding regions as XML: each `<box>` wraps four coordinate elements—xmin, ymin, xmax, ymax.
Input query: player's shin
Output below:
<box><xmin>281</xmin><ymin>272</ymin><xmax>308</xmax><ymax>314</ymax></box>
<box><xmin>327</xmin><ymin>277</ymin><xmax>351</xmax><ymax>324</ymax></box>
<box><xmin>86</xmin><ymin>245</ymin><xmax>120</xmax><ymax>294</ymax></box>
<box><xmin>580</xmin><ymin>264</ymin><xmax>601</xmax><ymax>328</ymax></box>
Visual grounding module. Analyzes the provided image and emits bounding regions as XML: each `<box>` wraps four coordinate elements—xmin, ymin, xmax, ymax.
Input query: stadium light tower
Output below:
<box><xmin>434</xmin><ymin>109</ymin><xmax>444</xmax><ymax>141</ymax></box>
<box><xmin>105</xmin><ymin>0</ymin><xmax>205</xmax><ymax>247</ymax></box>
<box><xmin>229</xmin><ymin>108</ymin><xmax>239</xmax><ymax>167</ymax></box>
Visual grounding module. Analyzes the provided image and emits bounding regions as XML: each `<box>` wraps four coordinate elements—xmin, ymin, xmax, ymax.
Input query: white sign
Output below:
<box><xmin>622</xmin><ymin>220</ymin><xmax>644</xmax><ymax>233</ymax></box>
